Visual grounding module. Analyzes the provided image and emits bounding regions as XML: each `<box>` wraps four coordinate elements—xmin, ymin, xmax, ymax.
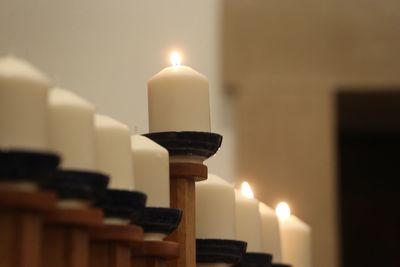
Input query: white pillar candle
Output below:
<box><xmin>235</xmin><ymin>182</ymin><xmax>263</xmax><ymax>252</ymax></box>
<box><xmin>131</xmin><ymin>135</ymin><xmax>169</xmax><ymax>207</ymax></box>
<box><xmin>259</xmin><ymin>202</ymin><xmax>282</xmax><ymax>262</ymax></box>
<box><xmin>276</xmin><ymin>202</ymin><xmax>312</xmax><ymax>267</ymax></box>
<box><xmin>48</xmin><ymin>88</ymin><xmax>96</xmax><ymax>170</ymax></box>
<box><xmin>196</xmin><ymin>174</ymin><xmax>236</xmax><ymax>239</ymax></box>
<box><xmin>0</xmin><ymin>56</ymin><xmax>50</xmax><ymax>151</ymax></box>
<box><xmin>148</xmin><ymin>51</ymin><xmax>210</xmax><ymax>132</ymax></box>
<box><xmin>94</xmin><ymin>114</ymin><xmax>134</xmax><ymax>190</ymax></box>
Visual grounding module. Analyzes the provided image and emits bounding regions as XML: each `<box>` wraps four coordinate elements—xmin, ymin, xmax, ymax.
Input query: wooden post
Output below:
<box><xmin>42</xmin><ymin>208</ymin><xmax>103</xmax><ymax>267</ymax></box>
<box><xmin>132</xmin><ymin>240</ymin><xmax>179</xmax><ymax>267</ymax></box>
<box><xmin>167</xmin><ymin>162</ymin><xmax>207</xmax><ymax>267</ymax></box>
<box><xmin>0</xmin><ymin>190</ymin><xmax>56</xmax><ymax>267</ymax></box>
<box><xmin>89</xmin><ymin>224</ymin><xmax>143</xmax><ymax>267</ymax></box>
<box><xmin>142</xmin><ymin>131</ymin><xmax>222</xmax><ymax>267</ymax></box>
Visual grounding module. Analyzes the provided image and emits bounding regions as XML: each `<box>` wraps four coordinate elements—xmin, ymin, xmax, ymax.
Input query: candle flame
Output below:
<box><xmin>170</xmin><ymin>51</ymin><xmax>182</xmax><ymax>67</ymax></box>
<box><xmin>276</xmin><ymin>202</ymin><xmax>291</xmax><ymax>220</ymax></box>
<box><xmin>240</xmin><ymin>181</ymin><xmax>254</xmax><ymax>199</ymax></box>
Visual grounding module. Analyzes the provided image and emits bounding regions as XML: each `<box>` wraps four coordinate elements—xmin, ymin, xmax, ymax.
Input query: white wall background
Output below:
<box><xmin>0</xmin><ymin>0</ymin><xmax>237</xmax><ymax>181</ymax></box>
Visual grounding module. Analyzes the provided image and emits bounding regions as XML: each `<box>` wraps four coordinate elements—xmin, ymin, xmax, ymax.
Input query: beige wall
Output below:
<box><xmin>237</xmin><ymin>77</ymin><xmax>338</xmax><ymax>266</ymax></box>
<box><xmin>0</xmin><ymin>0</ymin><xmax>240</xmax><ymax>181</ymax></box>
<box><xmin>223</xmin><ymin>1</ymin><xmax>400</xmax><ymax>267</ymax></box>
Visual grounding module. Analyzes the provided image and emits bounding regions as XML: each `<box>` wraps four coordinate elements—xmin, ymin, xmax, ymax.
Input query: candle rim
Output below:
<box><xmin>0</xmin><ymin>55</ymin><xmax>50</xmax><ymax>84</ymax></box>
<box><xmin>131</xmin><ymin>134</ymin><xmax>169</xmax><ymax>154</ymax></box>
<box><xmin>149</xmin><ymin>65</ymin><xmax>208</xmax><ymax>82</ymax></box>
<box><xmin>259</xmin><ymin>201</ymin><xmax>276</xmax><ymax>214</ymax></box>
<box><xmin>48</xmin><ymin>87</ymin><xmax>95</xmax><ymax>109</ymax></box>
<box><xmin>94</xmin><ymin>114</ymin><xmax>130</xmax><ymax>130</ymax></box>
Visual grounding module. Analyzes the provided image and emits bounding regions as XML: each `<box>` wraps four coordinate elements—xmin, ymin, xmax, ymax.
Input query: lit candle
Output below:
<box><xmin>259</xmin><ymin>202</ymin><xmax>282</xmax><ymax>262</ymax></box>
<box><xmin>0</xmin><ymin>56</ymin><xmax>50</xmax><ymax>151</ymax></box>
<box><xmin>131</xmin><ymin>135</ymin><xmax>169</xmax><ymax>207</ymax></box>
<box><xmin>148</xmin><ymin>51</ymin><xmax>210</xmax><ymax>132</ymax></box>
<box><xmin>235</xmin><ymin>181</ymin><xmax>263</xmax><ymax>252</ymax></box>
<box><xmin>196</xmin><ymin>174</ymin><xmax>236</xmax><ymax>239</ymax></box>
<box><xmin>48</xmin><ymin>88</ymin><xmax>96</xmax><ymax>170</ymax></box>
<box><xmin>276</xmin><ymin>202</ymin><xmax>312</xmax><ymax>267</ymax></box>
<box><xmin>94</xmin><ymin>114</ymin><xmax>134</xmax><ymax>190</ymax></box>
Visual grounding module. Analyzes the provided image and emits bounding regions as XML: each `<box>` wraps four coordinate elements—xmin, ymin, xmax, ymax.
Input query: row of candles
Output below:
<box><xmin>198</xmin><ymin>177</ymin><xmax>312</xmax><ymax>267</ymax></box>
<box><xmin>0</xmin><ymin>52</ymin><xmax>311</xmax><ymax>266</ymax></box>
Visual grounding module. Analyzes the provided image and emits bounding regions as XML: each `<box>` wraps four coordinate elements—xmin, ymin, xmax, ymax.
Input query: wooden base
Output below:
<box><xmin>132</xmin><ymin>240</ymin><xmax>180</xmax><ymax>267</ymax></box>
<box><xmin>167</xmin><ymin>163</ymin><xmax>207</xmax><ymax>267</ymax></box>
<box><xmin>89</xmin><ymin>224</ymin><xmax>143</xmax><ymax>267</ymax></box>
<box><xmin>0</xmin><ymin>190</ymin><xmax>56</xmax><ymax>267</ymax></box>
<box><xmin>42</xmin><ymin>208</ymin><xmax>103</xmax><ymax>267</ymax></box>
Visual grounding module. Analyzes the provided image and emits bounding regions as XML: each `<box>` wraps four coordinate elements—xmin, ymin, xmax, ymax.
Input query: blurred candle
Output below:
<box><xmin>276</xmin><ymin>202</ymin><xmax>312</xmax><ymax>267</ymax></box>
<box><xmin>131</xmin><ymin>135</ymin><xmax>169</xmax><ymax>207</ymax></box>
<box><xmin>196</xmin><ymin>174</ymin><xmax>236</xmax><ymax>239</ymax></box>
<box><xmin>48</xmin><ymin>88</ymin><xmax>96</xmax><ymax>170</ymax></box>
<box><xmin>148</xmin><ymin>51</ymin><xmax>210</xmax><ymax>132</ymax></box>
<box><xmin>235</xmin><ymin>182</ymin><xmax>263</xmax><ymax>252</ymax></box>
<box><xmin>94</xmin><ymin>114</ymin><xmax>134</xmax><ymax>190</ymax></box>
<box><xmin>0</xmin><ymin>56</ymin><xmax>50</xmax><ymax>151</ymax></box>
<box><xmin>259</xmin><ymin>202</ymin><xmax>282</xmax><ymax>262</ymax></box>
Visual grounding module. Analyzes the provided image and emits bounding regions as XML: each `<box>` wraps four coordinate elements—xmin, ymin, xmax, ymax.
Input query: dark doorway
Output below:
<box><xmin>337</xmin><ymin>90</ymin><xmax>400</xmax><ymax>267</ymax></box>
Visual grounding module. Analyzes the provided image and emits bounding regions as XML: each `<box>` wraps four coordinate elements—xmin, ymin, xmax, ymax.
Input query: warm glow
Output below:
<box><xmin>240</xmin><ymin>181</ymin><xmax>254</xmax><ymax>199</ymax></box>
<box><xmin>276</xmin><ymin>202</ymin><xmax>291</xmax><ymax>220</ymax></box>
<box><xmin>170</xmin><ymin>51</ymin><xmax>182</xmax><ymax>67</ymax></box>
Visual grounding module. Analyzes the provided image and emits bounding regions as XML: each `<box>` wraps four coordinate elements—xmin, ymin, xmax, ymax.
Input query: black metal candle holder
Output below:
<box><xmin>233</xmin><ymin>252</ymin><xmax>273</xmax><ymax>267</ymax></box>
<box><xmin>0</xmin><ymin>150</ymin><xmax>60</xmax><ymax>186</ymax></box>
<box><xmin>45</xmin><ymin>170</ymin><xmax>109</xmax><ymax>203</ymax></box>
<box><xmin>96</xmin><ymin>189</ymin><xmax>147</xmax><ymax>223</ymax></box>
<box><xmin>143</xmin><ymin>131</ymin><xmax>222</xmax><ymax>159</ymax></box>
<box><xmin>136</xmin><ymin>207</ymin><xmax>183</xmax><ymax>236</ymax></box>
<box><xmin>196</xmin><ymin>239</ymin><xmax>248</xmax><ymax>265</ymax></box>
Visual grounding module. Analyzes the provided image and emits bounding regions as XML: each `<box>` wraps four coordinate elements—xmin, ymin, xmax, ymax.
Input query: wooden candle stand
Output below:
<box><xmin>0</xmin><ymin>190</ymin><xmax>56</xmax><ymax>267</ymax></box>
<box><xmin>89</xmin><ymin>224</ymin><xmax>143</xmax><ymax>267</ymax></box>
<box><xmin>167</xmin><ymin>162</ymin><xmax>207</xmax><ymax>267</ymax></box>
<box><xmin>42</xmin><ymin>207</ymin><xmax>103</xmax><ymax>267</ymax></box>
<box><xmin>132</xmin><ymin>240</ymin><xmax>180</xmax><ymax>267</ymax></box>
<box><xmin>144</xmin><ymin>131</ymin><xmax>223</xmax><ymax>267</ymax></box>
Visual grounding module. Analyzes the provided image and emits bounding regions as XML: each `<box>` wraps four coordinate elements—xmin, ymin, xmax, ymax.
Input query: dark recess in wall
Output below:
<box><xmin>337</xmin><ymin>90</ymin><xmax>400</xmax><ymax>267</ymax></box>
